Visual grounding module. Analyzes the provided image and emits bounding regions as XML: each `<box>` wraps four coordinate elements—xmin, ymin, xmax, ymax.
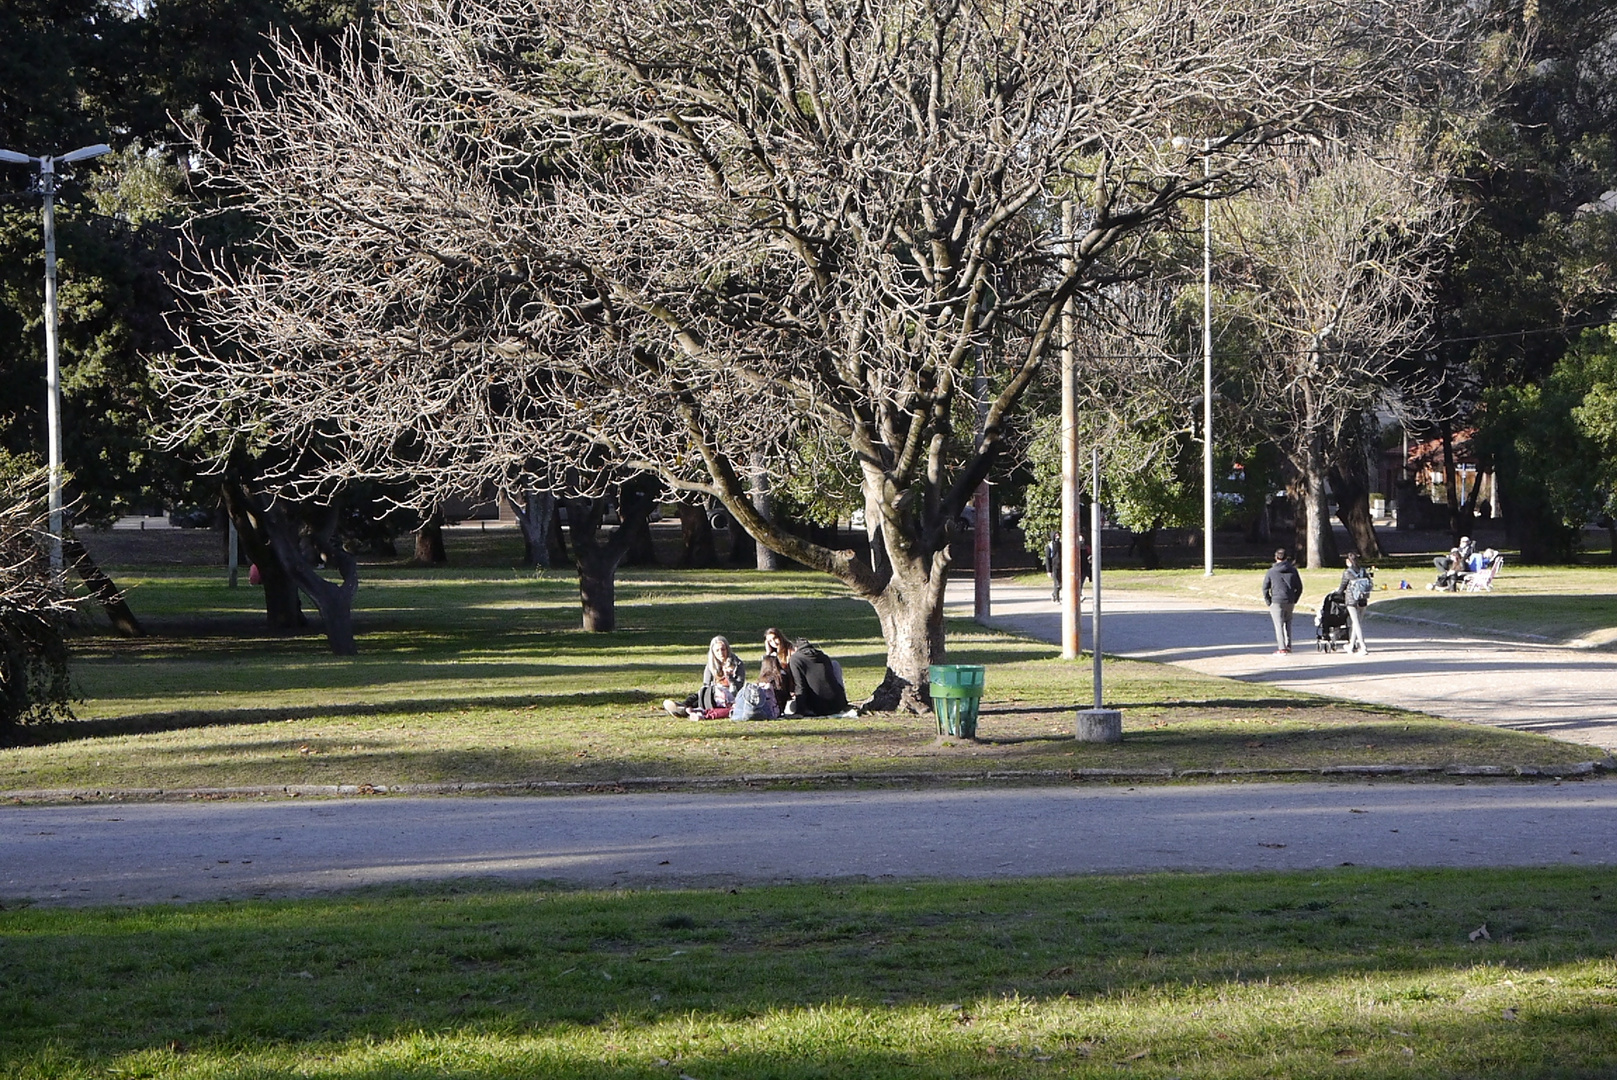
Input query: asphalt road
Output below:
<box><xmin>5</xmin><ymin>780</ymin><xmax>1616</xmax><ymax>906</ymax></box>
<box><xmin>953</xmin><ymin>579</ymin><xmax>1617</xmax><ymax>754</ymax></box>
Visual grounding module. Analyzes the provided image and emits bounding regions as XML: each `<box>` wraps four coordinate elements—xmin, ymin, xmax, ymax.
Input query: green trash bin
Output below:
<box><xmin>929</xmin><ymin>664</ymin><xmax>985</xmax><ymax>739</ymax></box>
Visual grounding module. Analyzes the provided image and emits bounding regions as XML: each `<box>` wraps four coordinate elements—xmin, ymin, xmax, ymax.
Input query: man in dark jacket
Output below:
<box><xmin>786</xmin><ymin>639</ymin><xmax>849</xmax><ymax>716</ymax></box>
<box><xmin>1261</xmin><ymin>548</ymin><xmax>1304</xmax><ymax>654</ymax></box>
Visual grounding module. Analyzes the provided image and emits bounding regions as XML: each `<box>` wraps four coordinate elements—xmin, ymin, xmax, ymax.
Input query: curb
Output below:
<box><xmin>5</xmin><ymin>759</ymin><xmax>1613</xmax><ymax>804</ymax></box>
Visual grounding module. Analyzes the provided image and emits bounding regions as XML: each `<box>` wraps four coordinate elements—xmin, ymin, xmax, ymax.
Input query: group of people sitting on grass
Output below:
<box><xmin>1431</xmin><ymin>536</ymin><xmax>1501</xmax><ymax>591</ymax></box>
<box><xmin>663</xmin><ymin>627</ymin><xmax>851</xmax><ymax>720</ymax></box>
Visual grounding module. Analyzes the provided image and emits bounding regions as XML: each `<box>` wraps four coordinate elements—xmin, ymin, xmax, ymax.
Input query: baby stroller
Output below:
<box><xmin>1314</xmin><ymin>590</ymin><xmax>1351</xmax><ymax>652</ymax></box>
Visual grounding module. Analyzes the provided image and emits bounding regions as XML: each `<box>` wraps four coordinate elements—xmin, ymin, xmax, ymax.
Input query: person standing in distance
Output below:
<box><xmin>1339</xmin><ymin>552</ymin><xmax>1373</xmax><ymax>655</ymax></box>
<box><xmin>1262</xmin><ymin>548</ymin><xmax>1304</xmax><ymax>654</ymax></box>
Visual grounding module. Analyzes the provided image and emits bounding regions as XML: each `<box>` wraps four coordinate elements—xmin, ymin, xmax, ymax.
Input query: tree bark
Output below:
<box><xmin>724</xmin><ymin>508</ymin><xmax>755</xmax><ymax>565</ymax></box>
<box><xmin>1303</xmin><ymin>431</ymin><xmax>1332</xmax><ymax>569</ymax></box>
<box><xmin>413</xmin><ymin>506</ymin><xmax>447</xmax><ymax>565</ymax></box>
<box><xmin>622</xmin><ymin>506</ymin><xmax>659</xmax><ymax>566</ymax></box>
<box><xmin>751</xmin><ymin>454</ymin><xmax>781</xmax><ymax>571</ymax></box>
<box><xmin>62</xmin><ymin>534</ymin><xmax>144</xmax><ymax>636</ymax></box>
<box><xmin>1438</xmin><ymin>418</ymin><xmax>1469</xmax><ymax>546</ymax></box>
<box><xmin>509</xmin><ymin>491</ymin><xmax>554</xmax><ymax>568</ymax></box>
<box><xmin>261</xmin><ymin>501</ymin><xmax>360</xmax><ymax>656</ymax></box>
<box><xmin>574</xmin><ymin>544</ymin><xmax>618</xmax><ymax>632</ymax></box>
<box><xmin>675</xmin><ymin>502</ymin><xmax>717</xmax><ymax>568</ymax></box>
<box><xmin>863</xmin><ymin>550</ymin><xmax>949</xmax><ymax>714</ymax></box>
<box><xmin>1329</xmin><ymin>466</ymin><xmax>1384</xmax><ymax>559</ymax></box>
<box><xmin>562</xmin><ymin>482</ymin><xmax>656</xmax><ymax>631</ymax></box>
<box><xmin>222</xmin><ymin>480</ymin><xmax>306</xmax><ymax>630</ymax></box>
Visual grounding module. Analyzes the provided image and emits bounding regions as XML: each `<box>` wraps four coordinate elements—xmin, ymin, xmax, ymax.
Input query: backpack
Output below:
<box><xmin>1344</xmin><ymin>574</ymin><xmax>1371</xmax><ymax>606</ymax></box>
<box><xmin>730</xmin><ymin>683</ymin><xmax>778</xmax><ymax>721</ymax></box>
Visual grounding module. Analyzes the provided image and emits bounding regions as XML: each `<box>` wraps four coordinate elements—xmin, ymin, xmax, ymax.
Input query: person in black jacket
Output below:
<box><xmin>785</xmin><ymin>639</ymin><xmax>849</xmax><ymax>716</ymax></box>
<box><xmin>1261</xmin><ymin>548</ymin><xmax>1304</xmax><ymax>654</ymax></box>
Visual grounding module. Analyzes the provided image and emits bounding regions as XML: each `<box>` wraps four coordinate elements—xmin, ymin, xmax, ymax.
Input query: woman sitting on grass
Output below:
<box><xmin>663</xmin><ymin>635</ymin><xmax>746</xmax><ymax>719</ymax></box>
<box><xmin>763</xmin><ymin>626</ymin><xmax>796</xmax><ymax>701</ymax></box>
<box><xmin>784</xmin><ymin>638</ymin><xmax>849</xmax><ymax>717</ymax></box>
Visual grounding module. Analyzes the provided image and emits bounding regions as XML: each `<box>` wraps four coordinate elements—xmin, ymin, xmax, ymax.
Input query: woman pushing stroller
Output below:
<box><xmin>1339</xmin><ymin>553</ymin><xmax>1373</xmax><ymax>655</ymax></box>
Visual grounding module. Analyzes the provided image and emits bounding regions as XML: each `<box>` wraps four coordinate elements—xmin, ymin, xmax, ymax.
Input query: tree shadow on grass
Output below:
<box><xmin>5</xmin><ymin>691</ymin><xmax>664</xmax><ymax>747</ymax></box>
<box><xmin>2</xmin><ymin>868</ymin><xmax>1615</xmax><ymax>1076</ymax></box>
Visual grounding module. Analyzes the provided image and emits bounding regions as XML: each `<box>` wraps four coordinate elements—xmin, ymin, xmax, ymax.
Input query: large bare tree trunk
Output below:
<box><xmin>562</xmin><ymin>481</ymin><xmax>656</xmax><ymax>631</ymax></box>
<box><xmin>509</xmin><ymin>491</ymin><xmax>554</xmax><ymax>568</ymax></box>
<box><xmin>864</xmin><ymin>551</ymin><xmax>949</xmax><ymax>714</ymax></box>
<box><xmin>751</xmin><ymin>454</ymin><xmax>781</xmax><ymax>571</ymax></box>
<box><xmin>1304</xmin><ymin>434</ymin><xmax>1333</xmax><ymax>570</ymax></box>
<box><xmin>674</xmin><ymin>501</ymin><xmax>717</xmax><ymax>568</ymax></box>
<box><xmin>62</xmin><ymin>534</ymin><xmax>143</xmax><ymax>636</ymax></box>
<box><xmin>222</xmin><ymin>480</ymin><xmax>306</xmax><ymax>630</ymax></box>
<box><xmin>574</xmin><ymin>542</ymin><xmax>618</xmax><ymax>631</ymax></box>
<box><xmin>261</xmin><ymin>502</ymin><xmax>360</xmax><ymax>656</ymax></box>
<box><xmin>413</xmin><ymin>506</ymin><xmax>447</xmax><ymax>564</ymax></box>
<box><xmin>1329</xmin><ymin>466</ymin><xmax>1384</xmax><ymax>559</ymax></box>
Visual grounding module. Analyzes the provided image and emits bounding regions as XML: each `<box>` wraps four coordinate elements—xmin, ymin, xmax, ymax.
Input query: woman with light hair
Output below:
<box><xmin>663</xmin><ymin>636</ymin><xmax>746</xmax><ymax>718</ymax></box>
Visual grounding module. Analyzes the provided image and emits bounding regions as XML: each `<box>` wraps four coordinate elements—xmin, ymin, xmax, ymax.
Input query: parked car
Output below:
<box><xmin>168</xmin><ymin>507</ymin><xmax>214</xmax><ymax>529</ymax></box>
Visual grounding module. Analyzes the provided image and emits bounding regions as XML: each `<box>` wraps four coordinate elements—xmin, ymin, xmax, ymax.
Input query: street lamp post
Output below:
<box><xmin>0</xmin><ymin>142</ymin><xmax>112</xmax><ymax>572</ymax></box>
<box><xmin>1173</xmin><ymin>135</ymin><xmax>1216</xmax><ymax>577</ymax></box>
<box><xmin>1201</xmin><ymin>139</ymin><xmax>1214</xmax><ymax>577</ymax></box>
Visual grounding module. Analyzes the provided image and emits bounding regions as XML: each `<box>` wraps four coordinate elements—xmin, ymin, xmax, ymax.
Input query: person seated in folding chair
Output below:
<box><xmin>1461</xmin><ymin>549</ymin><xmax>1503</xmax><ymax>591</ymax></box>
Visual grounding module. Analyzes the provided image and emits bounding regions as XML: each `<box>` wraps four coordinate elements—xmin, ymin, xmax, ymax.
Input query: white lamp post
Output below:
<box><xmin>0</xmin><ymin>142</ymin><xmax>112</xmax><ymax>572</ymax></box>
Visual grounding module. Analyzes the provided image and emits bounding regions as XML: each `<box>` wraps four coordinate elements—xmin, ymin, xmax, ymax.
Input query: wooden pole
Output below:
<box><xmin>1060</xmin><ymin>199</ymin><xmax>1080</xmax><ymax>659</ymax></box>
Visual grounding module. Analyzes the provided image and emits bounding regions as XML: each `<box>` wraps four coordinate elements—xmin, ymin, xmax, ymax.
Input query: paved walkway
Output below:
<box><xmin>6</xmin><ymin>781</ymin><xmax>1616</xmax><ymax>905</ymax></box>
<box><xmin>949</xmin><ymin>579</ymin><xmax>1617</xmax><ymax>754</ymax></box>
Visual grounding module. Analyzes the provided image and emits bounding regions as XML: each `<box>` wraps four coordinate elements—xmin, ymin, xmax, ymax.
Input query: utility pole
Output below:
<box><xmin>0</xmin><ymin>142</ymin><xmax>112</xmax><ymax>572</ymax></box>
<box><xmin>1202</xmin><ymin>139</ymin><xmax>1215</xmax><ymax>577</ymax></box>
<box><xmin>973</xmin><ymin>341</ymin><xmax>991</xmax><ymax>622</ymax></box>
<box><xmin>1060</xmin><ymin>199</ymin><xmax>1080</xmax><ymax>659</ymax></box>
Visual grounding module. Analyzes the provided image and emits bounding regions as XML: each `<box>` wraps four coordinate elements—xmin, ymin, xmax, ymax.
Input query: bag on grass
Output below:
<box><xmin>730</xmin><ymin>682</ymin><xmax>778</xmax><ymax>721</ymax></box>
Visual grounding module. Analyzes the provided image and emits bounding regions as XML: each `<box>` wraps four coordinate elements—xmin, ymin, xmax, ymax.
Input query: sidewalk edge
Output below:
<box><xmin>6</xmin><ymin>759</ymin><xmax>1612</xmax><ymax>804</ymax></box>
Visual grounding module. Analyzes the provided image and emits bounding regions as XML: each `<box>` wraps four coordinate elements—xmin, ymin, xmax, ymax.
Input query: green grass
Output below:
<box><xmin>2</xmin><ymin>563</ymin><xmax>1593</xmax><ymax>795</ymax></box>
<box><xmin>3</xmin><ymin>868</ymin><xmax>1616</xmax><ymax>1078</ymax></box>
<box><xmin>1088</xmin><ymin>563</ymin><xmax>1617</xmax><ymax>648</ymax></box>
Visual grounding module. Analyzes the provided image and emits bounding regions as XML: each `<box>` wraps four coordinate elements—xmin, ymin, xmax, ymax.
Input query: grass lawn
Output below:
<box><xmin>0</xmin><ymin>557</ymin><xmax>1594</xmax><ymax>795</ymax></box>
<box><xmin>3</xmin><ymin>867</ymin><xmax>1616</xmax><ymax>1078</ymax></box>
<box><xmin>1086</xmin><ymin>562</ymin><xmax>1617</xmax><ymax>648</ymax></box>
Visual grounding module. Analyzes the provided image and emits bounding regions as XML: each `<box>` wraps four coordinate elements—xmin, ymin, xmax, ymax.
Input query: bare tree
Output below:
<box><xmin>1222</xmin><ymin>146</ymin><xmax>1460</xmax><ymax>568</ymax></box>
<box><xmin>0</xmin><ymin>471</ymin><xmax>78</xmax><ymax>734</ymax></box>
<box><xmin>159</xmin><ymin>0</ymin><xmax>1466</xmax><ymax>709</ymax></box>
<box><xmin>1022</xmin><ymin>288</ymin><xmax>1201</xmax><ymax>569</ymax></box>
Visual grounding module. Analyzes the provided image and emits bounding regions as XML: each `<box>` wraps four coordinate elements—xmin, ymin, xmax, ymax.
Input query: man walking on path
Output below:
<box><xmin>1262</xmin><ymin>548</ymin><xmax>1304</xmax><ymax>654</ymax></box>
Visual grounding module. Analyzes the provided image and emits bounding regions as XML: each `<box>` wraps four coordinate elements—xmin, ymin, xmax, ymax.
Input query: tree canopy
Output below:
<box><xmin>159</xmin><ymin>0</ymin><xmax>1470</xmax><ymax>704</ymax></box>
